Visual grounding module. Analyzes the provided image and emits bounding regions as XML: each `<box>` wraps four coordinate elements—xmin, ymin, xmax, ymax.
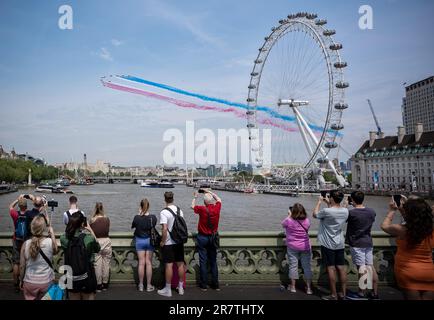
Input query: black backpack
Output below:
<box><xmin>64</xmin><ymin>233</ymin><xmax>96</xmax><ymax>292</ymax></box>
<box><xmin>165</xmin><ymin>206</ymin><xmax>188</xmax><ymax>244</ymax></box>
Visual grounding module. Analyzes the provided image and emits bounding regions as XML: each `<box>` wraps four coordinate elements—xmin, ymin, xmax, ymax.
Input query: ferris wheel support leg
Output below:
<box><xmin>294</xmin><ymin>111</ymin><xmax>314</xmax><ymax>157</ymax></box>
<box><xmin>293</xmin><ymin>107</ymin><xmax>346</xmax><ymax>187</ymax></box>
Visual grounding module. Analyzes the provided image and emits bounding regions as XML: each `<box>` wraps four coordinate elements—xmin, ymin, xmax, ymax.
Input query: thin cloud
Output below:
<box><xmin>111</xmin><ymin>38</ymin><xmax>123</xmax><ymax>46</ymax></box>
<box><xmin>145</xmin><ymin>0</ymin><xmax>224</xmax><ymax>48</ymax></box>
<box><xmin>98</xmin><ymin>47</ymin><xmax>113</xmax><ymax>61</ymax></box>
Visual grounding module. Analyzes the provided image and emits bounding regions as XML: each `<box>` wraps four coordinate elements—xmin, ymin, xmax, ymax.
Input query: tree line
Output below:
<box><xmin>0</xmin><ymin>159</ymin><xmax>58</xmax><ymax>184</ymax></box>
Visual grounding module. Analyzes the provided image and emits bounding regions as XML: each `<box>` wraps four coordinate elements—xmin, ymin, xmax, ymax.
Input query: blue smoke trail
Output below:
<box><xmin>118</xmin><ymin>75</ymin><xmax>342</xmax><ymax>136</ymax></box>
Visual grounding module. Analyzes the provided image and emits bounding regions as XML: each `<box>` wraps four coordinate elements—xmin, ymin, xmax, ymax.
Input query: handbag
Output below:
<box><xmin>41</xmin><ymin>283</ymin><xmax>65</xmax><ymax>300</ymax></box>
<box><xmin>39</xmin><ymin>248</ymin><xmax>65</xmax><ymax>300</ymax></box>
<box><xmin>206</xmin><ymin>208</ymin><xmax>220</xmax><ymax>248</ymax></box>
<box><xmin>149</xmin><ymin>215</ymin><xmax>162</xmax><ymax>247</ymax></box>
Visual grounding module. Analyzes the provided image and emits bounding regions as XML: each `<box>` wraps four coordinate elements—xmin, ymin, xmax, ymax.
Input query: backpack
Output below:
<box><xmin>165</xmin><ymin>206</ymin><xmax>188</xmax><ymax>244</ymax></box>
<box><xmin>64</xmin><ymin>233</ymin><xmax>96</xmax><ymax>292</ymax></box>
<box><xmin>15</xmin><ymin>213</ymin><xmax>27</xmax><ymax>241</ymax></box>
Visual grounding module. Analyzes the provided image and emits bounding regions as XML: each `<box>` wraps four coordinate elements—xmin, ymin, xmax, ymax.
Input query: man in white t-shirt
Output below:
<box><xmin>157</xmin><ymin>191</ymin><xmax>186</xmax><ymax>298</ymax></box>
<box><xmin>63</xmin><ymin>195</ymin><xmax>85</xmax><ymax>226</ymax></box>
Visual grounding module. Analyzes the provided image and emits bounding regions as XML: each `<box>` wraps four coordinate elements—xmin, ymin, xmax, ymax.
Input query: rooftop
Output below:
<box><xmin>405</xmin><ymin>76</ymin><xmax>434</xmax><ymax>91</ymax></box>
<box><xmin>355</xmin><ymin>131</ymin><xmax>434</xmax><ymax>156</ymax></box>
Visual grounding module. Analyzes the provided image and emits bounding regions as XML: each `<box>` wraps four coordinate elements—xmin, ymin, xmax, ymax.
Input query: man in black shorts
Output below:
<box><xmin>157</xmin><ymin>192</ymin><xmax>186</xmax><ymax>298</ymax></box>
<box><xmin>313</xmin><ymin>190</ymin><xmax>349</xmax><ymax>300</ymax></box>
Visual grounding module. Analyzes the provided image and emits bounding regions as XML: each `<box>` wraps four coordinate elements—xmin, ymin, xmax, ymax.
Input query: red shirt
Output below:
<box><xmin>194</xmin><ymin>202</ymin><xmax>221</xmax><ymax>235</ymax></box>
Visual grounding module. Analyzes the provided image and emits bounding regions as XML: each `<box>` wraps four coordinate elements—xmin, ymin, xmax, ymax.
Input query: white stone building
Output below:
<box><xmin>351</xmin><ymin>124</ymin><xmax>434</xmax><ymax>192</ymax></box>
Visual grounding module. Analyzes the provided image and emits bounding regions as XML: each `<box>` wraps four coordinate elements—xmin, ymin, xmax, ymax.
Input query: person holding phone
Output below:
<box><xmin>345</xmin><ymin>191</ymin><xmax>379</xmax><ymax>300</ymax></box>
<box><xmin>191</xmin><ymin>189</ymin><xmax>222</xmax><ymax>291</ymax></box>
<box><xmin>313</xmin><ymin>190</ymin><xmax>349</xmax><ymax>300</ymax></box>
<box><xmin>8</xmin><ymin>194</ymin><xmax>29</xmax><ymax>292</ymax></box>
<box><xmin>281</xmin><ymin>203</ymin><xmax>313</xmax><ymax>295</ymax></box>
<box><xmin>381</xmin><ymin>197</ymin><xmax>434</xmax><ymax>300</ymax></box>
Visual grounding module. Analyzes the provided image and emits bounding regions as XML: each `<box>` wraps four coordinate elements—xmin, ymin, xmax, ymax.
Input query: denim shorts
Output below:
<box><xmin>135</xmin><ymin>236</ymin><xmax>154</xmax><ymax>252</ymax></box>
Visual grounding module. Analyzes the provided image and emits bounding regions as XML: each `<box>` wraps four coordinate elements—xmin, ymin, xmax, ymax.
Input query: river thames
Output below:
<box><xmin>1</xmin><ymin>184</ymin><xmax>430</xmax><ymax>234</ymax></box>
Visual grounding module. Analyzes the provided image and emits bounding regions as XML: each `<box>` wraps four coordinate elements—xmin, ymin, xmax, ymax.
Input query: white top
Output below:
<box><xmin>63</xmin><ymin>208</ymin><xmax>86</xmax><ymax>225</ymax></box>
<box><xmin>23</xmin><ymin>238</ymin><xmax>55</xmax><ymax>284</ymax></box>
<box><xmin>159</xmin><ymin>205</ymin><xmax>184</xmax><ymax>246</ymax></box>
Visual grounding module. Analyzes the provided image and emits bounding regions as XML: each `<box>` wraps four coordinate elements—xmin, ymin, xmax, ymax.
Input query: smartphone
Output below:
<box><xmin>198</xmin><ymin>189</ymin><xmax>205</xmax><ymax>193</ymax></box>
<box><xmin>82</xmin><ymin>216</ymin><xmax>88</xmax><ymax>226</ymax></box>
<box><xmin>320</xmin><ymin>191</ymin><xmax>327</xmax><ymax>198</ymax></box>
<box><xmin>23</xmin><ymin>194</ymin><xmax>31</xmax><ymax>199</ymax></box>
<box><xmin>289</xmin><ymin>206</ymin><xmax>293</xmax><ymax>212</ymax></box>
<box><xmin>393</xmin><ymin>195</ymin><xmax>402</xmax><ymax>207</ymax></box>
<box><xmin>347</xmin><ymin>196</ymin><xmax>352</xmax><ymax>205</ymax></box>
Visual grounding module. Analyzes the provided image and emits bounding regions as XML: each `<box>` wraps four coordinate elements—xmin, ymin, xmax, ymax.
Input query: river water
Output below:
<box><xmin>1</xmin><ymin>184</ymin><xmax>429</xmax><ymax>234</ymax></box>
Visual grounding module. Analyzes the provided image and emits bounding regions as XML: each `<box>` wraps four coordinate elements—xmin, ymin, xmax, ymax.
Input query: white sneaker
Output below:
<box><xmin>177</xmin><ymin>286</ymin><xmax>184</xmax><ymax>296</ymax></box>
<box><xmin>146</xmin><ymin>285</ymin><xmax>155</xmax><ymax>292</ymax></box>
<box><xmin>157</xmin><ymin>288</ymin><xmax>172</xmax><ymax>297</ymax></box>
<box><xmin>138</xmin><ymin>284</ymin><xmax>144</xmax><ymax>292</ymax></box>
<box><xmin>288</xmin><ymin>286</ymin><xmax>296</xmax><ymax>293</ymax></box>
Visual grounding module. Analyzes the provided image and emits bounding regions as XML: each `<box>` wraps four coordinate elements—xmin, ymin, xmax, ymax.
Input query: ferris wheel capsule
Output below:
<box><xmin>336</xmin><ymin>81</ymin><xmax>349</xmax><ymax>89</ymax></box>
<box><xmin>323</xmin><ymin>30</ymin><xmax>336</xmax><ymax>36</ymax></box>
<box><xmin>331</xmin><ymin>123</ymin><xmax>344</xmax><ymax>130</ymax></box>
<box><xmin>330</xmin><ymin>43</ymin><xmax>343</xmax><ymax>50</ymax></box>
<box><xmin>334</xmin><ymin>103</ymin><xmax>348</xmax><ymax>110</ymax></box>
<box><xmin>334</xmin><ymin>62</ymin><xmax>347</xmax><ymax>68</ymax></box>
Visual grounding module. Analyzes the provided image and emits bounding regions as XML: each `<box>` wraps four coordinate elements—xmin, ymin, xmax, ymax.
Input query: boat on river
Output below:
<box><xmin>35</xmin><ymin>184</ymin><xmax>74</xmax><ymax>194</ymax></box>
<box><xmin>140</xmin><ymin>180</ymin><xmax>174</xmax><ymax>188</ymax></box>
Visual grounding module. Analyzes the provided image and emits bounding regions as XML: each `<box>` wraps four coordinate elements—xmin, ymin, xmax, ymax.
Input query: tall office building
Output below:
<box><xmin>402</xmin><ymin>76</ymin><xmax>434</xmax><ymax>134</ymax></box>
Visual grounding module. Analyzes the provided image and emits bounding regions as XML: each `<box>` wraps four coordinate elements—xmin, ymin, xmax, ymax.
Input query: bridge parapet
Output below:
<box><xmin>0</xmin><ymin>232</ymin><xmax>396</xmax><ymax>285</ymax></box>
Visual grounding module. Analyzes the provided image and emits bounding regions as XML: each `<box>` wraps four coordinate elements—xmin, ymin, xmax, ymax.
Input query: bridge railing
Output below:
<box><xmin>0</xmin><ymin>232</ymin><xmax>396</xmax><ymax>285</ymax></box>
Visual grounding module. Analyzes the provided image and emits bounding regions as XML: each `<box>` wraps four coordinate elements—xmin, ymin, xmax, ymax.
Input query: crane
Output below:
<box><xmin>367</xmin><ymin>99</ymin><xmax>382</xmax><ymax>136</ymax></box>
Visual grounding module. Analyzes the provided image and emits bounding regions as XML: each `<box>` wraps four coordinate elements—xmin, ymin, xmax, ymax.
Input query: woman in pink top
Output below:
<box><xmin>281</xmin><ymin>203</ymin><xmax>313</xmax><ymax>294</ymax></box>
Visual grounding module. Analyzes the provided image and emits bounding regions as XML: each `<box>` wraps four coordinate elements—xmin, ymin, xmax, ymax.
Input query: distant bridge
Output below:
<box><xmin>90</xmin><ymin>176</ymin><xmax>233</xmax><ymax>183</ymax></box>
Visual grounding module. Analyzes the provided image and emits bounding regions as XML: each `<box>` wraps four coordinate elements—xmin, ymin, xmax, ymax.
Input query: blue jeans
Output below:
<box><xmin>196</xmin><ymin>233</ymin><xmax>219</xmax><ymax>288</ymax></box>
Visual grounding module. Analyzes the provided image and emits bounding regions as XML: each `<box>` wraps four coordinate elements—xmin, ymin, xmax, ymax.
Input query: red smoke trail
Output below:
<box><xmin>102</xmin><ymin>80</ymin><xmax>298</xmax><ymax>133</ymax></box>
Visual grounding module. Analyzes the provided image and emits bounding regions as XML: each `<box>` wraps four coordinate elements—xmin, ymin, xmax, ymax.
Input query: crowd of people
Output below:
<box><xmin>6</xmin><ymin>188</ymin><xmax>434</xmax><ymax>300</ymax></box>
<box><xmin>7</xmin><ymin>189</ymin><xmax>222</xmax><ymax>300</ymax></box>
<box><xmin>281</xmin><ymin>190</ymin><xmax>433</xmax><ymax>300</ymax></box>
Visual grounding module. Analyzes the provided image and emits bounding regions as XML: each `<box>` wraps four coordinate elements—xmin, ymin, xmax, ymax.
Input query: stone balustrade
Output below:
<box><xmin>0</xmin><ymin>232</ymin><xmax>396</xmax><ymax>285</ymax></box>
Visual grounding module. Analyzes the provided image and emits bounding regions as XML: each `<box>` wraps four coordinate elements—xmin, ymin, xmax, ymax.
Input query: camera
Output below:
<box><xmin>393</xmin><ymin>195</ymin><xmax>402</xmax><ymax>208</ymax></box>
<box><xmin>347</xmin><ymin>196</ymin><xmax>353</xmax><ymax>205</ymax></box>
<box><xmin>23</xmin><ymin>194</ymin><xmax>31</xmax><ymax>200</ymax></box>
<box><xmin>320</xmin><ymin>191</ymin><xmax>328</xmax><ymax>198</ymax></box>
<box><xmin>47</xmin><ymin>200</ymin><xmax>58</xmax><ymax>208</ymax></box>
<box><xmin>198</xmin><ymin>189</ymin><xmax>205</xmax><ymax>193</ymax></box>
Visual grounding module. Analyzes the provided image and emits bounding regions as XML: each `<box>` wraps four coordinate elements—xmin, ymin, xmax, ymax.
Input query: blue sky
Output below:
<box><xmin>0</xmin><ymin>0</ymin><xmax>433</xmax><ymax>166</ymax></box>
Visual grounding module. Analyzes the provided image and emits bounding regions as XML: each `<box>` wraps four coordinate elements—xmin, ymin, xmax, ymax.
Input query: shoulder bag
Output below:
<box><xmin>206</xmin><ymin>208</ymin><xmax>220</xmax><ymax>248</ymax></box>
